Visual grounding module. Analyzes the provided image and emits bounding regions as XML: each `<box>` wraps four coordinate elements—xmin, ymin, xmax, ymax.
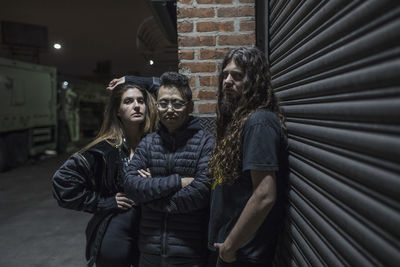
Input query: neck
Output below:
<box><xmin>123</xmin><ymin>124</ymin><xmax>143</xmax><ymax>150</ymax></box>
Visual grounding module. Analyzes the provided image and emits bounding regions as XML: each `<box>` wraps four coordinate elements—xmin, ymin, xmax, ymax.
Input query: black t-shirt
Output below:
<box><xmin>208</xmin><ymin>109</ymin><xmax>289</xmax><ymax>264</ymax></box>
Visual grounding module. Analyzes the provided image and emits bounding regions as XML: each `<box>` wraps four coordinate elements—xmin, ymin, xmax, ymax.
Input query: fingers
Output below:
<box><xmin>115</xmin><ymin>192</ymin><xmax>134</xmax><ymax>210</ymax></box>
<box><xmin>117</xmin><ymin>200</ymin><xmax>132</xmax><ymax>210</ymax></box>
<box><xmin>116</xmin><ymin>196</ymin><xmax>134</xmax><ymax>204</ymax></box>
<box><xmin>117</xmin><ymin>201</ymin><xmax>132</xmax><ymax>210</ymax></box>
<box><xmin>106</xmin><ymin>78</ymin><xmax>122</xmax><ymax>91</ymax></box>
<box><xmin>115</xmin><ymin>192</ymin><xmax>131</xmax><ymax>199</ymax></box>
<box><xmin>108</xmin><ymin>79</ymin><xmax>116</xmax><ymax>86</ymax></box>
<box><xmin>106</xmin><ymin>79</ymin><xmax>117</xmax><ymax>91</ymax></box>
<box><xmin>138</xmin><ymin>169</ymin><xmax>152</xmax><ymax>178</ymax></box>
<box><xmin>138</xmin><ymin>169</ymin><xmax>146</xmax><ymax>177</ymax></box>
<box><xmin>181</xmin><ymin>177</ymin><xmax>195</xmax><ymax>187</ymax></box>
<box><xmin>141</xmin><ymin>169</ymin><xmax>151</xmax><ymax>177</ymax></box>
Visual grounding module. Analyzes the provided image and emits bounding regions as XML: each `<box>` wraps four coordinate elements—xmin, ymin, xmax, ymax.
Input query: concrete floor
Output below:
<box><xmin>0</xmin><ymin>153</ymin><xmax>91</xmax><ymax>267</ymax></box>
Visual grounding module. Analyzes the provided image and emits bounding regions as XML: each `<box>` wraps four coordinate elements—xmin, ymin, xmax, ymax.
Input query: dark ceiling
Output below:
<box><xmin>0</xmin><ymin>0</ymin><xmax>178</xmax><ymax>80</ymax></box>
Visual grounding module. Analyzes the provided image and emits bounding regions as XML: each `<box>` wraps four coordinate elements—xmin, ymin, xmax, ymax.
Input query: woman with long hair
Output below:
<box><xmin>53</xmin><ymin>81</ymin><xmax>158</xmax><ymax>267</ymax></box>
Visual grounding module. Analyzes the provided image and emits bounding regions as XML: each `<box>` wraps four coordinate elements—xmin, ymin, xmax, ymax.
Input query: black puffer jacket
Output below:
<box><xmin>52</xmin><ymin>141</ymin><xmax>139</xmax><ymax>267</ymax></box>
<box><xmin>124</xmin><ymin>116</ymin><xmax>214</xmax><ymax>259</ymax></box>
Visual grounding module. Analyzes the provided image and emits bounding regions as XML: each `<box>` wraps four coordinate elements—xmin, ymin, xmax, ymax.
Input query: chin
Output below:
<box><xmin>131</xmin><ymin>118</ymin><xmax>144</xmax><ymax>123</ymax></box>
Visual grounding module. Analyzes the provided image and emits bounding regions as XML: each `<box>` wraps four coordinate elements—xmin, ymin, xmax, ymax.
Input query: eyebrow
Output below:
<box><xmin>123</xmin><ymin>96</ymin><xmax>144</xmax><ymax>100</ymax></box>
<box><xmin>223</xmin><ymin>69</ymin><xmax>243</xmax><ymax>74</ymax></box>
<box><xmin>158</xmin><ymin>97</ymin><xmax>184</xmax><ymax>101</ymax></box>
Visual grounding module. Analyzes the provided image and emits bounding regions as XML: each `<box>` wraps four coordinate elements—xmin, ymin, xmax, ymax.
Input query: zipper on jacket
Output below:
<box><xmin>161</xmin><ymin>212</ymin><xmax>168</xmax><ymax>256</ymax></box>
<box><xmin>162</xmin><ymin>135</ymin><xmax>174</xmax><ymax>256</ymax></box>
<box><xmin>167</xmin><ymin>152</ymin><xmax>173</xmax><ymax>174</ymax></box>
<box><xmin>166</xmin><ymin>138</ymin><xmax>175</xmax><ymax>174</ymax></box>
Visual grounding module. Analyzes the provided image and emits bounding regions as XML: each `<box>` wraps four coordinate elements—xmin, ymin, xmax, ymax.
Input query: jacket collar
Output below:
<box><xmin>157</xmin><ymin>116</ymin><xmax>201</xmax><ymax>150</ymax></box>
<box><xmin>88</xmin><ymin>140</ymin><xmax>114</xmax><ymax>156</ymax></box>
<box><xmin>87</xmin><ymin>139</ymin><xmax>130</xmax><ymax>159</ymax></box>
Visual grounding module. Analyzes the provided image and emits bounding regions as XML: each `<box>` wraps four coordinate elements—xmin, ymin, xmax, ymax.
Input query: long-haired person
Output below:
<box><xmin>208</xmin><ymin>47</ymin><xmax>289</xmax><ymax>267</ymax></box>
<box><xmin>52</xmin><ymin>81</ymin><xmax>158</xmax><ymax>267</ymax></box>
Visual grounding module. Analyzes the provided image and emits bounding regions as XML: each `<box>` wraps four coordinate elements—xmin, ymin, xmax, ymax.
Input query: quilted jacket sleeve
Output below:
<box><xmin>52</xmin><ymin>153</ymin><xmax>117</xmax><ymax>213</ymax></box>
<box><xmin>124</xmin><ymin>136</ymin><xmax>182</xmax><ymax>203</ymax></box>
<box><xmin>145</xmin><ymin>133</ymin><xmax>215</xmax><ymax>213</ymax></box>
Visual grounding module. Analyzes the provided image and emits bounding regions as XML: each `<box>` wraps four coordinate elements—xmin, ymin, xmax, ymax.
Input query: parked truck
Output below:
<box><xmin>0</xmin><ymin>57</ymin><xmax>57</xmax><ymax>171</ymax></box>
<box><xmin>0</xmin><ymin>58</ymin><xmax>107</xmax><ymax>171</ymax></box>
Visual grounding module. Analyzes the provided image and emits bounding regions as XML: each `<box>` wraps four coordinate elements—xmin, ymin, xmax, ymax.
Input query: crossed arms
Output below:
<box><xmin>124</xmin><ymin>135</ymin><xmax>214</xmax><ymax>213</ymax></box>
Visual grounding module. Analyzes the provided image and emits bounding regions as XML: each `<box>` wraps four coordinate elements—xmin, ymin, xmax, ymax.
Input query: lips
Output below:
<box><xmin>164</xmin><ymin>116</ymin><xmax>177</xmax><ymax>120</ymax></box>
<box><xmin>223</xmin><ymin>85</ymin><xmax>235</xmax><ymax>92</ymax></box>
<box><xmin>223</xmin><ymin>88</ymin><xmax>237</xmax><ymax>98</ymax></box>
<box><xmin>162</xmin><ymin>114</ymin><xmax>178</xmax><ymax>120</ymax></box>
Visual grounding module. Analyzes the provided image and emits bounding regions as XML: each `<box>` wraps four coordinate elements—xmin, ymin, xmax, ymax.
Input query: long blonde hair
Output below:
<box><xmin>82</xmin><ymin>82</ymin><xmax>158</xmax><ymax>152</ymax></box>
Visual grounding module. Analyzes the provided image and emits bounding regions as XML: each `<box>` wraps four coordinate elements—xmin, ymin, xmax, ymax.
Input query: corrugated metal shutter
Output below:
<box><xmin>266</xmin><ymin>0</ymin><xmax>400</xmax><ymax>266</ymax></box>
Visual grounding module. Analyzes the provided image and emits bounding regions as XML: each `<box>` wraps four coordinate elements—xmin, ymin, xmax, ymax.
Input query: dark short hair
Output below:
<box><xmin>159</xmin><ymin>71</ymin><xmax>192</xmax><ymax>101</ymax></box>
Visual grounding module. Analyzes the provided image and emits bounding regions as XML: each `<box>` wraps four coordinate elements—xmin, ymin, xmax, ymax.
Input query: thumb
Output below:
<box><xmin>214</xmin><ymin>243</ymin><xmax>222</xmax><ymax>249</ymax></box>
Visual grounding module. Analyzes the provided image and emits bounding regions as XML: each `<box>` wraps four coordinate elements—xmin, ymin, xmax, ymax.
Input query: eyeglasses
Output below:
<box><xmin>157</xmin><ymin>100</ymin><xmax>188</xmax><ymax>111</ymax></box>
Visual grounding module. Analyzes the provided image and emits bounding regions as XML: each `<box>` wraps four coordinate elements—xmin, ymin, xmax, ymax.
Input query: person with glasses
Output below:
<box><xmin>123</xmin><ymin>71</ymin><xmax>215</xmax><ymax>267</ymax></box>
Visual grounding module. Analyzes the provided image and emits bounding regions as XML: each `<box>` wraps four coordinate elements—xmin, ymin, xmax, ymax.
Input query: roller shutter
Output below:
<box><xmin>262</xmin><ymin>1</ymin><xmax>400</xmax><ymax>266</ymax></box>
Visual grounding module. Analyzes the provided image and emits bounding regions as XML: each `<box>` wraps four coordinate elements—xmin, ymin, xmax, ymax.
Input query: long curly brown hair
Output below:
<box><xmin>209</xmin><ymin>46</ymin><xmax>285</xmax><ymax>185</ymax></box>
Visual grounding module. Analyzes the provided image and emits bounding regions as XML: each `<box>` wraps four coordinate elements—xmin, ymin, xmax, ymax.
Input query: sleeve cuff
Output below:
<box><xmin>97</xmin><ymin>196</ymin><xmax>118</xmax><ymax>212</ymax></box>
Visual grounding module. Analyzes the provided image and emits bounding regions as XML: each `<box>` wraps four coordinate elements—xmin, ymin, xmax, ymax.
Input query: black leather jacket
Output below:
<box><xmin>52</xmin><ymin>140</ymin><xmax>139</xmax><ymax>266</ymax></box>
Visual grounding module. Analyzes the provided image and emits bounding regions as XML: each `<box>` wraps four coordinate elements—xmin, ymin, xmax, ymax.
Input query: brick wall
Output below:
<box><xmin>177</xmin><ymin>0</ymin><xmax>256</xmax><ymax>115</ymax></box>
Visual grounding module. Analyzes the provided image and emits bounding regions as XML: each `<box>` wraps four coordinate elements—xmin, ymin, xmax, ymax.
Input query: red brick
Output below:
<box><xmin>179</xmin><ymin>0</ymin><xmax>193</xmax><ymax>4</ymax></box>
<box><xmin>178</xmin><ymin>36</ymin><xmax>216</xmax><ymax>47</ymax></box>
<box><xmin>217</xmin><ymin>6</ymin><xmax>254</xmax><ymax>17</ymax></box>
<box><xmin>178</xmin><ymin>49</ymin><xmax>195</xmax><ymax>60</ymax></box>
<box><xmin>193</xmin><ymin>89</ymin><xmax>217</xmax><ymax>100</ymax></box>
<box><xmin>192</xmin><ymin>89</ymin><xmax>199</xmax><ymax>100</ymax></box>
<box><xmin>178</xmin><ymin>21</ymin><xmax>194</xmax><ymax>33</ymax></box>
<box><xmin>198</xmin><ymin>102</ymin><xmax>217</xmax><ymax>114</ymax></box>
<box><xmin>199</xmin><ymin>49</ymin><xmax>229</xmax><ymax>60</ymax></box>
<box><xmin>197</xmin><ymin>21</ymin><xmax>234</xmax><ymax>32</ymax></box>
<box><xmin>240</xmin><ymin>20</ymin><xmax>255</xmax><ymax>31</ymax></box>
<box><xmin>189</xmin><ymin>76</ymin><xmax>195</xmax><ymax>87</ymax></box>
<box><xmin>218</xmin><ymin>34</ymin><xmax>255</xmax><ymax>45</ymax></box>
<box><xmin>198</xmin><ymin>89</ymin><xmax>217</xmax><ymax>100</ymax></box>
<box><xmin>178</xmin><ymin>8</ymin><xmax>214</xmax><ymax>19</ymax></box>
<box><xmin>199</xmin><ymin>76</ymin><xmax>219</xmax><ymax>87</ymax></box>
<box><xmin>197</xmin><ymin>0</ymin><xmax>232</xmax><ymax>4</ymax></box>
<box><xmin>179</xmin><ymin>62</ymin><xmax>216</xmax><ymax>73</ymax></box>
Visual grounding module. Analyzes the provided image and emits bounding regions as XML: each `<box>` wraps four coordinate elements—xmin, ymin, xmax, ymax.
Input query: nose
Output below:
<box><xmin>165</xmin><ymin>103</ymin><xmax>174</xmax><ymax>112</ymax></box>
<box><xmin>224</xmin><ymin>74</ymin><xmax>233</xmax><ymax>85</ymax></box>
<box><xmin>133</xmin><ymin>100</ymin><xmax>140</xmax><ymax>110</ymax></box>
